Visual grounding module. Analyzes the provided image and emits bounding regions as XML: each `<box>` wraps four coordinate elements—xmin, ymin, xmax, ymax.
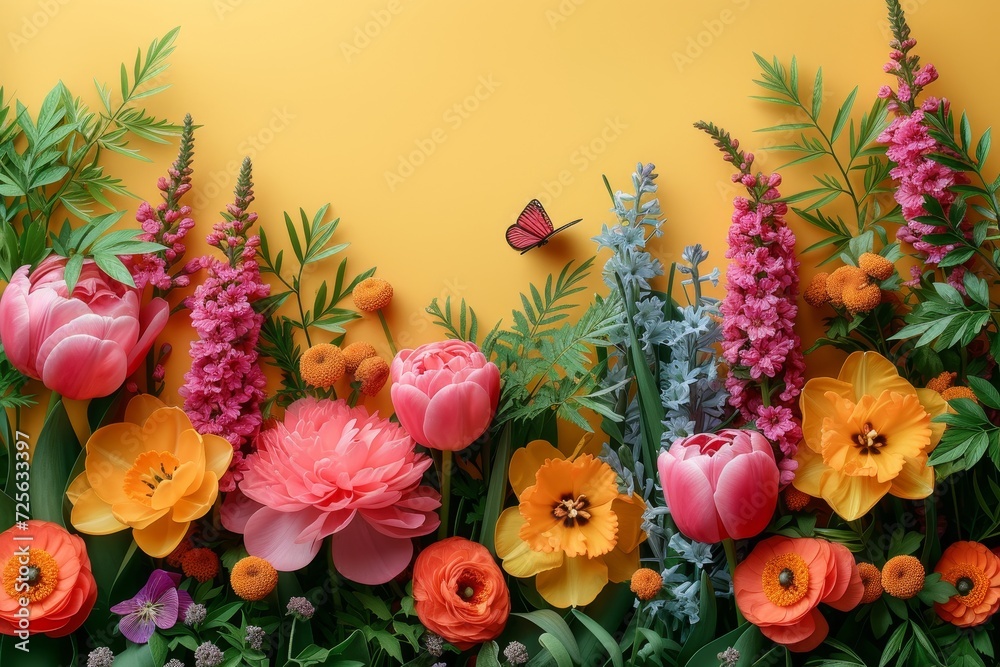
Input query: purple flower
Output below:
<box><xmin>110</xmin><ymin>570</ymin><xmax>193</xmax><ymax>644</ymax></box>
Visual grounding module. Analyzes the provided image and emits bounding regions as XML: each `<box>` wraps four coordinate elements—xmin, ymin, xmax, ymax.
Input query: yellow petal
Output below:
<box><xmin>915</xmin><ymin>388</ymin><xmax>948</xmax><ymax>447</ymax></box>
<box><xmin>839</xmin><ymin>351</ymin><xmax>915</xmax><ymax>399</ymax></box>
<box><xmin>171</xmin><ymin>473</ymin><xmax>219</xmax><ymax>523</ymax></box>
<box><xmin>133</xmin><ymin>514</ymin><xmax>190</xmax><ymax>558</ymax></box>
<box><xmin>65</xmin><ymin>471</ymin><xmax>91</xmax><ymax>506</ymax></box>
<box><xmin>150</xmin><ymin>461</ymin><xmax>200</xmax><ymax>510</ymax></box>
<box><xmin>509</xmin><ymin>440</ymin><xmax>563</xmax><ymax>497</ymax></box>
<box><xmin>85</xmin><ymin>422</ymin><xmax>146</xmax><ymax>504</ymax></box>
<box><xmin>496</xmin><ymin>507</ymin><xmax>562</xmax><ymax>577</ymax></box>
<box><xmin>604</xmin><ymin>545</ymin><xmax>640</xmax><ymax>583</ymax></box>
<box><xmin>124</xmin><ymin>394</ymin><xmax>167</xmax><ymax>427</ymax></box>
<box><xmin>111</xmin><ymin>501</ymin><xmax>169</xmax><ymax>529</ymax></box>
<box><xmin>203</xmin><ymin>434</ymin><xmax>235</xmax><ymax>478</ymax></box>
<box><xmin>889</xmin><ymin>456</ymin><xmax>935</xmax><ymax>500</ymax></box>
<box><xmin>792</xmin><ymin>443</ymin><xmax>828</xmax><ymax>498</ymax></box>
<box><xmin>801</xmin><ymin>382</ymin><xmax>854</xmax><ymax>453</ymax></box>
<box><xmin>821</xmin><ymin>472</ymin><xmax>890</xmax><ymax>522</ymax></box>
<box><xmin>71</xmin><ymin>487</ymin><xmax>128</xmax><ymax>535</ymax></box>
<box><xmin>611</xmin><ymin>494</ymin><xmax>646</xmax><ymax>554</ymax></box>
<box><xmin>137</xmin><ymin>407</ymin><xmax>196</xmax><ymax>456</ymax></box>
<box><xmin>536</xmin><ymin>555</ymin><xmax>609</xmax><ymax>608</ymax></box>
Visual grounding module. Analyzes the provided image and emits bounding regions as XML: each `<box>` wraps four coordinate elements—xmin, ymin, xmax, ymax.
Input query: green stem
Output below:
<box><xmin>45</xmin><ymin>391</ymin><xmax>61</xmax><ymax>419</ymax></box>
<box><xmin>951</xmin><ymin>483</ymin><xmax>962</xmax><ymax>542</ymax></box>
<box><xmin>287</xmin><ymin>618</ymin><xmax>297</xmax><ymax>663</ymax></box>
<box><xmin>438</xmin><ymin>450</ymin><xmax>452</xmax><ymax>540</ymax></box>
<box><xmin>921</xmin><ymin>495</ymin><xmax>938</xmax><ymax>565</ymax></box>
<box><xmin>346</xmin><ymin>387</ymin><xmax>360</xmax><ymax>408</ymax></box>
<box><xmin>723</xmin><ymin>538</ymin><xmax>746</xmax><ymax>625</ymax></box>
<box><xmin>378</xmin><ymin>310</ymin><xmax>397</xmax><ymax>356</ymax></box>
<box><xmin>629</xmin><ymin>603</ymin><xmax>643</xmax><ymax>667</ymax></box>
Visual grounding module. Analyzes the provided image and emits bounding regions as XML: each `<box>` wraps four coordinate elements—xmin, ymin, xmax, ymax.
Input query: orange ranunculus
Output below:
<box><xmin>934</xmin><ymin>541</ymin><xmax>1000</xmax><ymax>627</ymax></box>
<box><xmin>793</xmin><ymin>351</ymin><xmax>947</xmax><ymax>521</ymax></box>
<box><xmin>495</xmin><ymin>440</ymin><xmax>646</xmax><ymax>608</ymax></box>
<box><xmin>734</xmin><ymin>536</ymin><xmax>864</xmax><ymax>652</ymax></box>
<box><xmin>0</xmin><ymin>520</ymin><xmax>97</xmax><ymax>637</ymax></box>
<box><xmin>66</xmin><ymin>394</ymin><xmax>232</xmax><ymax>558</ymax></box>
<box><xmin>412</xmin><ymin>537</ymin><xmax>510</xmax><ymax>649</ymax></box>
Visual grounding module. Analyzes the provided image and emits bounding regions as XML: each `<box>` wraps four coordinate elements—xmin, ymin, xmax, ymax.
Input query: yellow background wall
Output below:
<box><xmin>1</xmin><ymin>0</ymin><xmax>993</xmax><ymax>430</ymax></box>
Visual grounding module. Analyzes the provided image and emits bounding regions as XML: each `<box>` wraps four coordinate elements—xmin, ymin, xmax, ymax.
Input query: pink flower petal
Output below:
<box><xmin>422</xmin><ymin>382</ymin><xmax>491</xmax><ymax>450</ymax></box>
<box><xmin>41</xmin><ymin>333</ymin><xmax>128</xmax><ymax>399</ymax></box>
<box><xmin>715</xmin><ymin>451</ymin><xmax>779</xmax><ymax>540</ymax></box>
<box><xmin>330</xmin><ymin>516</ymin><xmax>414</xmax><ymax>585</ymax></box>
<box><xmin>243</xmin><ymin>506</ymin><xmax>326</xmax><ymax>571</ymax></box>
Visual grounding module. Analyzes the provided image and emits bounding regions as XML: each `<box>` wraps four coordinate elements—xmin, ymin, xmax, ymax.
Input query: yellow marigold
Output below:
<box><xmin>300</xmin><ymin>344</ymin><xmax>345</xmax><ymax>389</ymax></box>
<box><xmin>342</xmin><ymin>341</ymin><xmax>378</xmax><ymax>374</ymax></box>
<box><xmin>841</xmin><ymin>270</ymin><xmax>881</xmax><ymax>315</ymax></box>
<box><xmin>882</xmin><ymin>555</ymin><xmax>925</xmax><ymax>599</ymax></box>
<box><xmin>926</xmin><ymin>371</ymin><xmax>957</xmax><ymax>394</ymax></box>
<box><xmin>826</xmin><ymin>266</ymin><xmax>866</xmax><ymax>308</ymax></box>
<box><xmin>941</xmin><ymin>386</ymin><xmax>977</xmax><ymax>402</ymax></box>
<box><xmin>858</xmin><ymin>252</ymin><xmax>894</xmax><ymax>281</ymax></box>
<box><xmin>804</xmin><ymin>272</ymin><xmax>831</xmax><ymax>308</ymax></box>
<box><xmin>783</xmin><ymin>486</ymin><xmax>811</xmax><ymax>512</ymax></box>
<box><xmin>181</xmin><ymin>548</ymin><xmax>220</xmax><ymax>583</ymax></box>
<box><xmin>230</xmin><ymin>556</ymin><xmax>279</xmax><ymax>601</ymax></box>
<box><xmin>356</xmin><ymin>356</ymin><xmax>390</xmax><ymax>396</ymax></box>
<box><xmin>630</xmin><ymin>568</ymin><xmax>663</xmax><ymax>601</ymax></box>
<box><xmin>858</xmin><ymin>562</ymin><xmax>883</xmax><ymax>603</ymax></box>
<box><xmin>353</xmin><ymin>277</ymin><xmax>394</xmax><ymax>312</ymax></box>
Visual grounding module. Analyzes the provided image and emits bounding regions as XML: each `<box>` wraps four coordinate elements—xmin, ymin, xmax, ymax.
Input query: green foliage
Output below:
<box><xmin>0</xmin><ymin>347</ymin><xmax>33</xmax><ymax>410</ymax></box>
<box><xmin>752</xmin><ymin>52</ymin><xmax>895</xmax><ymax>260</ymax></box>
<box><xmin>929</xmin><ymin>392</ymin><xmax>1000</xmax><ymax>472</ymax></box>
<box><xmin>487</xmin><ymin>257</ymin><xmax>624</xmax><ymax>434</ymax></box>
<box><xmin>257</xmin><ymin>205</ymin><xmax>374</xmax><ymax>413</ymax></box>
<box><xmin>0</xmin><ymin>29</ymin><xmax>180</xmax><ymax>282</ymax></box>
<box><xmin>891</xmin><ymin>272</ymin><xmax>994</xmax><ymax>352</ymax></box>
<box><xmin>426</xmin><ymin>294</ymin><xmax>496</xmax><ymax>345</ymax></box>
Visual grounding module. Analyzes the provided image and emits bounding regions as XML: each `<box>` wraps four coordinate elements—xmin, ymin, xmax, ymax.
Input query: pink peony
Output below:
<box><xmin>657</xmin><ymin>429</ymin><xmax>779</xmax><ymax>544</ymax></box>
<box><xmin>222</xmin><ymin>397</ymin><xmax>440</xmax><ymax>584</ymax></box>
<box><xmin>390</xmin><ymin>340</ymin><xmax>500</xmax><ymax>451</ymax></box>
<box><xmin>0</xmin><ymin>256</ymin><xmax>168</xmax><ymax>399</ymax></box>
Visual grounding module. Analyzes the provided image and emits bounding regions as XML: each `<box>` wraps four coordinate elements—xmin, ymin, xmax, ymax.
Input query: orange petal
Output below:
<box><xmin>915</xmin><ymin>388</ymin><xmax>948</xmax><ymax>447</ymax></box>
<box><xmin>496</xmin><ymin>507</ymin><xmax>562</xmax><ymax>577</ymax></box>
<box><xmin>70</xmin><ymin>488</ymin><xmax>127</xmax><ymax>535</ymax></box>
<box><xmin>821</xmin><ymin>472</ymin><xmax>890</xmax><ymax>521</ymax></box>
<box><xmin>171</xmin><ymin>472</ymin><xmax>219</xmax><ymax>523</ymax></box>
<box><xmin>535</xmin><ymin>554</ymin><xmax>609</xmax><ymax>608</ymax></box>
<box><xmin>203</xmin><ymin>434</ymin><xmax>234</xmax><ymax>478</ymax></box>
<box><xmin>839</xmin><ymin>351</ymin><xmax>915</xmax><ymax>399</ymax></box>
<box><xmin>124</xmin><ymin>393</ymin><xmax>167</xmax><ymax>427</ymax></box>
<box><xmin>603</xmin><ymin>544</ymin><xmax>640</xmax><ymax>583</ymax></box>
<box><xmin>792</xmin><ymin>442</ymin><xmax>827</xmax><ymax>498</ymax></box>
<box><xmin>801</xmin><ymin>379</ymin><xmax>855</xmax><ymax>452</ymax></box>
<box><xmin>509</xmin><ymin>440</ymin><xmax>563</xmax><ymax>497</ymax></box>
<box><xmin>889</xmin><ymin>456</ymin><xmax>935</xmax><ymax>500</ymax></box>
<box><xmin>85</xmin><ymin>422</ymin><xmax>145</xmax><ymax>504</ymax></box>
<box><xmin>611</xmin><ymin>494</ymin><xmax>647</xmax><ymax>554</ymax></box>
<box><xmin>132</xmin><ymin>514</ymin><xmax>190</xmax><ymax>558</ymax></box>
<box><xmin>137</xmin><ymin>407</ymin><xmax>196</xmax><ymax>455</ymax></box>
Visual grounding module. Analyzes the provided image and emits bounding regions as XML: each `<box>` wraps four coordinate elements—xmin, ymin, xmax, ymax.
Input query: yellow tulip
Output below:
<box><xmin>793</xmin><ymin>351</ymin><xmax>947</xmax><ymax>521</ymax></box>
<box><xmin>66</xmin><ymin>394</ymin><xmax>232</xmax><ymax>557</ymax></box>
<box><xmin>495</xmin><ymin>440</ymin><xmax>645</xmax><ymax>608</ymax></box>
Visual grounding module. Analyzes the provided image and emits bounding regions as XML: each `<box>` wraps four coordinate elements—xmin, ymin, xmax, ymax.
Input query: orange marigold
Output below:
<box><xmin>858</xmin><ymin>563</ymin><xmax>883</xmax><ymax>603</ymax></box>
<box><xmin>783</xmin><ymin>486</ymin><xmax>811</xmax><ymax>512</ymax></box>
<box><xmin>166</xmin><ymin>534</ymin><xmax>195</xmax><ymax>569</ymax></box>
<box><xmin>803</xmin><ymin>273</ymin><xmax>831</xmax><ymax>308</ymax></box>
<box><xmin>355</xmin><ymin>356</ymin><xmax>390</xmax><ymax>396</ymax></box>
<box><xmin>858</xmin><ymin>252</ymin><xmax>894</xmax><ymax>281</ymax></box>
<box><xmin>230</xmin><ymin>556</ymin><xmax>279</xmax><ymax>601</ymax></box>
<box><xmin>926</xmin><ymin>371</ymin><xmax>957</xmax><ymax>394</ymax></box>
<box><xmin>181</xmin><ymin>548</ymin><xmax>220</xmax><ymax>583</ymax></box>
<box><xmin>342</xmin><ymin>341</ymin><xmax>378</xmax><ymax>374</ymax></box>
<box><xmin>353</xmin><ymin>278</ymin><xmax>393</xmax><ymax>312</ymax></box>
<box><xmin>840</xmin><ymin>270</ymin><xmax>881</xmax><ymax>315</ymax></box>
<box><xmin>882</xmin><ymin>555</ymin><xmax>925</xmax><ymax>599</ymax></box>
<box><xmin>934</xmin><ymin>541</ymin><xmax>1000</xmax><ymax>627</ymax></box>
<box><xmin>826</xmin><ymin>266</ymin><xmax>866</xmax><ymax>308</ymax></box>
<box><xmin>941</xmin><ymin>386</ymin><xmax>977</xmax><ymax>402</ymax></box>
<box><xmin>630</xmin><ymin>568</ymin><xmax>663</xmax><ymax>601</ymax></box>
<box><xmin>300</xmin><ymin>344</ymin><xmax>345</xmax><ymax>389</ymax></box>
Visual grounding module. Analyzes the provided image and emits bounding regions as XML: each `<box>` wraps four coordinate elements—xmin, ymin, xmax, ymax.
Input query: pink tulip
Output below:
<box><xmin>0</xmin><ymin>256</ymin><xmax>168</xmax><ymax>400</ymax></box>
<box><xmin>657</xmin><ymin>429</ymin><xmax>779</xmax><ymax>544</ymax></box>
<box><xmin>390</xmin><ymin>340</ymin><xmax>500</xmax><ymax>451</ymax></box>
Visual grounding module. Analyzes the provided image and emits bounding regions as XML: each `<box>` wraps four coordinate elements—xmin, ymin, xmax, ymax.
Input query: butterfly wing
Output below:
<box><xmin>506</xmin><ymin>199</ymin><xmax>555</xmax><ymax>252</ymax></box>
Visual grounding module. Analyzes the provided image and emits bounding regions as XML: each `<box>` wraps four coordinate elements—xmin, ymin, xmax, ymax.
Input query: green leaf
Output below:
<box><xmin>29</xmin><ymin>399</ymin><xmax>80</xmax><ymax>525</ymax></box>
<box><xmin>537</xmin><ymin>633</ymin><xmax>574</xmax><ymax>667</ymax></box>
<box><xmin>148</xmin><ymin>632</ymin><xmax>168</xmax><ymax>667</ymax></box>
<box><xmin>683</xmin><ymin>623</ymin><xmax>759</xmax><ymax>667</ymax></box>
<box><xmin>811</xmin><ymin>67</ymin><xmax>823</xmax><ymax>120</ymax></box>
<box><xmin>969</xmin><ymin>376</ymin><xmax>1000</xmax><ymax>410</ymax></box>
<box><xmin>513</xmin><ymin>610</ymin><xmax>582</xmax><ymax>664</ymax></box>
<box><xmin>949</xmin><ymin>638</ymin><xmax>987</xmax><ymax>667</ymax></box>
<box><xmin>353</xmin><ymin>592</ymin><xmax>392</xmax><ymax>621</ymax></box>
<box><xmin>831</xmin><ymin>87</ymin><xmax>858</xmax><ymax>143</ymax></box>
<box><xmin>879</xmin><ymin>622</ymin><xmax>907</xmax><ymax>667</ymax></box>
<box><xmin>571</xmin><ymin>609</ymin><xmax>624</xmax><ymax>667</ymax></box>
<box><xmin>677</xmin><ymin>571</ymin><xmax>717</xmax><ymax>664</ymax></box>
<box><xmin>976</xmin><ymin>127</ymin><xmax>992</xmax><ymax>166</ymax></box>
<box><xmin>114</xmin><ymin>643</ymin><xmax>156</xmax><ymax>667</ymax></box>
<box><xmin>477</xmin><ymin>641</ymin><xmax>503</xmax><ymax>667</ymax></box>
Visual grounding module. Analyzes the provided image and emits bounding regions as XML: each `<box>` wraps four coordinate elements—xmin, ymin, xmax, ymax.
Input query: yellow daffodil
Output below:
<box><xmin>66</xmin><ymin>394</ymin><xmax>232</xmax><ymax>557</ymax></box>
<box><xmin>793</xmin><ymin>352</ymin><xmax>947</xmax><ymax>521</ymax></box>
<box><xmin>495</xmin><ymin>440</ymin><xmax>645</xmax><ymax>608</ymax></box>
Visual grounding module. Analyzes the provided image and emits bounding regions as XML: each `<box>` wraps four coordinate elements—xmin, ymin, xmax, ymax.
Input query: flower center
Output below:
<box><xmin>761</xmin><ymin>553</ymin><xmax>810</xmax><ymax>607</ymax></box>
<box><xmin>854</xmin><ymin>422</ymin><xmax>886</xmax><ymax>455</ymax></box>
<box><xmin>2</xmin><ymin>548</ymin><xmax>60</xmax><ymax>602</ymax></box>
<box><xmin>123</xmin><ymin>451</ymin><xmax>180</xmax><ymax>505</ymax></box>
<box><xmin>137</xmin><ymin>600</ymin><xmax>163</xmax><ymax>623</ymax></box>
<box><xmin>551</xmin><ymin>495</ymin><xmax>591</xmax><ymax>527</ymax></box>
<box><xmin>456</xmin><ymin>569</ymin><xmax>489</xmax><ymax>606</ymax></box>
<box><xmin>945</xmin><ymin>565</ymin><xmax>989</xmax><ymax>607</ymax></box>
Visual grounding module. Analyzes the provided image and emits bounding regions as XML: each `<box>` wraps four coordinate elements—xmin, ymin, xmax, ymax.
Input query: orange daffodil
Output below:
<box><xmin>67</xmin><ymin>394</ymin><xmax>232</xmax><ymax>557</ymax></box>
<box><xmin>793</xmin><ymin>352</ymin><xmax>947</xmax><ymax>521</ymax></box>
<box><xmin>495</xmin><ymin>440</ymin><xmax>645</xmax><ymax>608</ymax></box>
